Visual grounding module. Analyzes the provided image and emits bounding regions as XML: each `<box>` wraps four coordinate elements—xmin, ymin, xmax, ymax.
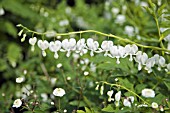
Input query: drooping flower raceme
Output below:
<box><xmin>12</xmin><ymin>99</ymin><xmax>22</xmax><ymax>108</ymax></box>
<box><xmin>123</xmin><ymin>96</ymin><xmax>134</xmax><ymax>107</ymax></box>
<box><xmin>38</xmin><ymin>40</ymin><xmax>49</xmax><ymax>57</ymax></box>
<box><xmin>141</xmin><ymin>88</ymin><xmax>155</xmax><ymax>98</ymax></box>
<box><xmin>86</xmin><ymin>38</ymin><xmax>99</xmax><ymax>56</ymax></box>
<box><xmin>61</xmin><ymin>38</ymin><xmax>76</xmax><ymax>57</ymax></box>
<box><xmin>49</xmin><ymin>40</ymin><xmax>62</xmax><ymax>59</ymax></box>
<box><xmin>29</xmin><ymin>37</ymin><xmax>37</xmax><ymax>51</ymax></box>
<box><xmin>53</xmin><ymin>88</ymin><xmax>66</xmax><ymax>97</ymax></box>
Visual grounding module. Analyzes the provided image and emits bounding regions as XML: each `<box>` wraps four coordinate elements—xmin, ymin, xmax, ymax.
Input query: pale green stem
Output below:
<box><xmin>100</xmin><ymin>81</ymin><xmax>151</xmax><ymax>106</ymax></box>
<box><xmin>17</xmin><ymin>25</ymin><xmax>170</xmax><ymax>53</ymax></box>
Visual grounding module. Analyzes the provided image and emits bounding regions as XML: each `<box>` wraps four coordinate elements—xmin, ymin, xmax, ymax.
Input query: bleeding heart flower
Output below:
<box><xmin>62</xmin><ymin>38</ymin><xmax>76</xmax><ymax>57</ymax></box>
<box><xmin>38</xmin><ymin>40</ymin><xmax>49</xmax><ymax>57</ymax></box>
<box><xmin>87</xmin><ymin>38</ymin><xmax>99</xmax><ymax>56</ymax></box>
<box><xmin>49</xmin><ymin>40</ymin><xmax>62</xmax><ymax>59</ymax></box>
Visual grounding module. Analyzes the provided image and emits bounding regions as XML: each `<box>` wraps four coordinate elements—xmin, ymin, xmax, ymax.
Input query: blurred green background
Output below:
<box><xmin>0</xmin><ymin>0</ymin><xmax>170</xmax><ymax>113</ymax></box>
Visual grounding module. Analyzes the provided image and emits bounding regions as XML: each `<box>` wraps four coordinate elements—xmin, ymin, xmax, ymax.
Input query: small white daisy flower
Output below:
<box><xmin>12</xmin><ymin>99</ymin><xmax>22</xmax><ymax>108</ymax></box>
<box><xmin>53</xmin><ymin>88</ymin><xmax>66</xmax><ymax>97</ymax></box>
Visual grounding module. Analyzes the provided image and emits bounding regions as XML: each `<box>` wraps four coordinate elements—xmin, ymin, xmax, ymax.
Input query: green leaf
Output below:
<box><xmin>69</xmin><ymin>100</ymin><xmax>86</xmax><ymax>107</ymax></box>
<box><xmin>0</xmin><ymin>20</ymin><xmax>17</xmax><ymax>37</ymax></box>
<box><xmin>77</xmin><ymin>110</ymin><xmax>86</xmax><ymax>113</ymax></box>
<box><xmin>7</xmin><ymin>43</ymin><xmax>22</xmax><ymax>67</ymax></box>
<box><xmin>158</xmin><ymin>4</ymin><xmax>166</xmax><ymax>17</ymax></box>
<box><xmin>164</xmin><ymin>82</ymin><xmax>170</xmax><ymax>90</ymax></box>
<box><xmin>40</xmin><ymin>103</ymin><xmax>50</xmax><ymax>111</ymax></box>
<box><xmin>102</xmin><ymin>104</ymin><xmax>114</xmax><ymax>112</ymax></box>
<box><xmin>85</xmin><ymin>107</ymin><xmax>92</xmax><ymax>113</ymax></box>
<box><xmin>162</xmin><ymin>29</ymin><xmax>170</xmax><ymax>39</ymax></box>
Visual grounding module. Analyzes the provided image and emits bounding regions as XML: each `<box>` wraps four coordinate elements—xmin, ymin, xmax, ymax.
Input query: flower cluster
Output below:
<box><xmin>28</xmin><ymin>37</ymin><xmax>170</xmax><ymax>73</ymax></box>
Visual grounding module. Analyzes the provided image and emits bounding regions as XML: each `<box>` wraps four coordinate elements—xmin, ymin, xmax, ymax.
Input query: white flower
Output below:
<box><xmin>29</xmin><ymin>37</ymin><xmax>37</xmax><ymax>51</ymax></box>
<box><xmin>38</xmin><ymin>40</ymin><xmax>49</xmax><ymax>57</ymax></box>
<box><xmin>137</xmin><ymin>104</ymin><xmax>148</xmax><ymax>108</ymax></box>
<box><xmin>84</xmin><ymin>71</ymin><xmax>89</xmax><ymax>76</ymax></box>
<box><xmin>95</xmin><ymin>84</ymin><xmax>99</xmax><ymax>90</ymax></box>
<box><xmin>29</xmin><ymin>37</ymin><xmax>37</xmax><ymax>46</ymax></box>
<box><xmin>124</xmin><ymin>26</ymin><xmax>134</xmax><ymax>37</ymax></box>
<box><xmin>76</xmin><ymin>38</ymin><xmax>87</xmax><ymax>56</ymax></box>
<box><xmin>51</xmin><ymin>102</ymin><xmax>55</xmax><ymax>105</ymax></box>
<box><xmin>100</xmin><ymin>86</ymin><xmax>104</xmax><ymax>95</ymax></box>
<box><xmin>49</xmin><ymin>41</ymin><xmax>62</xmax><ymax>59</ymax></box>
<box><xmin>87</xmin><ymin>38</ymin><xmax>99</xmax><ymax>56</ymax></box>
<box><xmin>124</xmin><ymin>44</ymin><xmax>138</xmax><ymax>61</ymax></box>
<box><xmin>115</xmin><ymin>91</ymin><xmax>121</xmax><ymax>101</ymax></box>
<box><xmin>142</xmin><ymin>88</ymin><xmax>155</xmax><ymax>98</ymax></box>
<box><xmin>101</xmin><ymin>41</ymin><xmax>113</xmax><ymax>56</ymax></box>
<box><xmin>135</xmin><ymin>51</ymin><xmax>148</xmax><ymax>70</ymax></box>
<box><xmin>53</xmin><ymin>88</ymin><xmax>66</xmax><ymax>97</ymax></box>
<box><xmin>165</xmin><ymin>63</ymin><xmax>170</xmax><ymax>72</ymax></box>
<box><xmin>12</xmin><ymin>99</ymin><xmax>22</xmax><ymax>108</ymax></box>
<box><xmin>115</xmin><ymin>15</ymin><xmax>126</xmax><ymax>24</ymax></box>
<box><xmin>123</xmin><ymin>96</ymin><xmax>134</xmax><ymax>107</ymax></box>
<box><xmin>109</xmin><ymin>46</ymin><xmax>125</xmax><ymax>64</ymax></box>
<box><xmin>57</xmin><ymin>63</ymin><xmax>62</xmax><ymax>68</ymax></box>
<box><xmin>0</xmin><ymin>8</ymin><xmax>5</xmax><ymax>16</ymax></box>
<box><xmin>107</xmin><ymin>90</ymin><xmax>114</xmax><ymax>102</ymax></box>
<box><xmin>16</xmin><ymin>77</ymin><xmax>25</xmax><ymax>83</ymax></box>
<box><xmin>41</xmin><ymin>93</ymin><xmax>48</xmax><ymax>102</ymax></box>
<box><xmin>151</xmin><ymin>102</ymin><xmax>158</xmax><ymax>109</ymax></box>
<box><xmin>111</xmin><ymin>8</ymin><xmax>119</xmax><ymax>15</ymax></box>
<box><xmin>145</xmin><ymin>57</ymin><xmax>155</xmax><ymax>73</ymax></box>
<box><xmin>62</xmin><ymin>38</ymin><xmax>76</xmax><ymax>57</ymax></box>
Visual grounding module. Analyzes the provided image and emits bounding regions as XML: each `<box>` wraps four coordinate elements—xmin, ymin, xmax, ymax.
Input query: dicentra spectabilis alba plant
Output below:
<box><xmin>16</xmin><ymin>20</ymin><xmax>170</xmax><ymax>112</ymax></box>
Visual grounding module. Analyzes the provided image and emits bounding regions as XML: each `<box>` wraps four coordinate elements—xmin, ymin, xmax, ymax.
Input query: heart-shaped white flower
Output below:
<box><xmin>38</xmin><ymin>40</ymin><xmax>49</xmax><ymax>57</ymax></box>
<box><xmin>49</xmin><ymin>41</ymin><xmax>62</xmax><ymax>52</ymax></box>
<box><xmin>38</xmin><ymin>40</ymin><xmax>49</xmax><ymax>50</ymax></box>
<box><xmin>62</xmin><ymin>38</ymin><xmax>76</xmax><ymax>57</ymax></box>
<box><xmin>29</xmin><ymin>37</ymin><xmax>37</xmax><ymax>46</ymax></box>
<box><xmin>87</xmin><ymin>38</ymin><xmax>99</xmax><ymax>56</ymax></box>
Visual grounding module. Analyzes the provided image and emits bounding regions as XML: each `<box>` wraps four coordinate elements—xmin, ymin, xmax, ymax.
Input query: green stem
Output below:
<box><xmin>101</xmin><ymin>81</ymin><xmax>151</xmax><ymax>106</ymax></box>
<box><xmin>17</xmin><ymin>25</ymin><xmax>170</xmax><ymax>53</ymax></box>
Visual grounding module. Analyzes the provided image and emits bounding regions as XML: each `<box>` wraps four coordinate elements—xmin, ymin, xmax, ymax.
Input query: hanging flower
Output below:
<box><xmin>123</xmin><ymin>96</ymin><xmax>134</xmax><ymax>107</ymax></box>
<box><xmin>115</xmin><ymin>91</ymin><xmax>121</xmax><ymax>101</ymax></box>
<box><xmin>38</xmin><ymin>40</ymin><xmax>49</xmax><ymax>57</ymax></box>
<box><xmin>62</xmin><ymin>38</ymin><xmax>76</xmax><ymax>57</ymax></box>
<box><xmin>145</xmin><ymin>57</ymin><xmax>155</xmax><ymax>73</ymax></box>
<box><xmin>107</xmin><ymin>90</ymin><xmax>114</xmax><ymax>102</ymax></box>
<box><xmin>101</xmin><ymin>40</ymin><xmax>113</xmax><ymax>56</ymax></box>
<box><xmin>109</xmin><ymin>46</ymin><xmax>125</xmax><ymax>64</ymax></box>
<box><xmin>135</xmin><ymin>51</ymin><xmax>148</xmax><ymax>70</ymax></box>
<box><xmin>53</xmin><ymin>88</ymin><xmax>66</xmax><ymax>97</ymax></box>
<box><xmin>76</xmin><ymin>38</ymin><xmax>87</xmax><ymax>56</ymax></box>
<box><xmin>29</xmin><ymin>37</ymin><xmax>37</xmax><ymax>51</ymax></box>
<box><xmin>124</xmin><ymin>44</ymin><xmax>138</xmax><ymax>61</ymax></box>
<box><xmin>49</xmin><ymin>40</ymin><xmax>62</xmax><ymax>59</ymax></box>
<box><xmin>86</xmin><ymin>38</ymin><xmax>99</xmax><ymax>56</ymax></box>
<box><xmin>141</xmin><ymin>88</ymin><xmax>155</xmax><ymax>98</ymax></box>
<box><xmin>12</xmin><ymin>99</ymin><xmax>22</xmax><ymax>108</ymax></box>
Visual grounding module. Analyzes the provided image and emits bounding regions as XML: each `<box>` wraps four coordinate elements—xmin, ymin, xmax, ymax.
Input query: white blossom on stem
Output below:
<box><xmin>87</xmin><ymin>38</ymin><xmax>99</xmax><ymax>56</ymax></box>
<box><xmin>38</xmin><ymin>40</ymin><xmax>49</xmax><ymax>57</ymax></box>
<box><xmin>49</xmin><ymin>40</ymin><xmax>62</xmax><ymax>59</ymax></box>
<box><xmin>62</xmin><ymin>38</ymin><xmax>76</xmax><ymax>57</ymax></box>
<box><xmin>101</xmin><ymin>40</ymin><xmax>113</xmax><ymax>56</ymax></box>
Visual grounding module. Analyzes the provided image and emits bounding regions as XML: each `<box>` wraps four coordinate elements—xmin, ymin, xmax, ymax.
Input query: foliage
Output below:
<box><xmin>0</xmin><ymin>0</ymin><xmax>170</xmax><ymax>113</ymax></box>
